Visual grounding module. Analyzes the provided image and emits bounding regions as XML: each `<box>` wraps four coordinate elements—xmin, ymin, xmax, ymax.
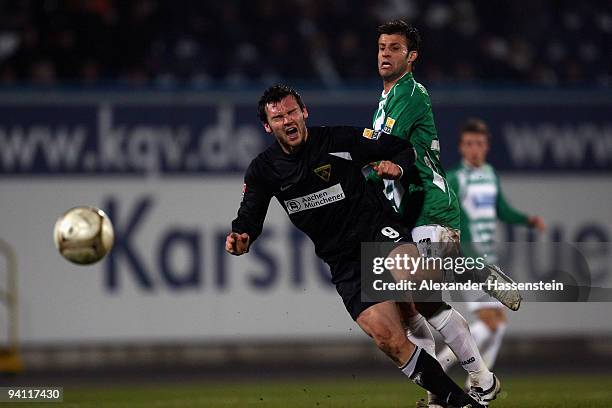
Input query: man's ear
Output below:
<box><xmin>303</xmin><ymin>106</ymin><xmax>309</xmax><ymax>119</ymax></box>
<box><xmin>263</xmin><ymin>122</ymin><xmax>272</xmax><ymax>133</ymax></box>
<box><xmin>408</xmin><ymin>50</ymin><xmax>418</xmax><ymax>64</ymax></box>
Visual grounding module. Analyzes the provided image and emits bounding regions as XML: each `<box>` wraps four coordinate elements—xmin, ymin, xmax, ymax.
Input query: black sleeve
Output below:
<box><xmin>231</xmin><ymin>160</ymin><xmax>273</xmax><ymax>245</ymax></box>
<box><xmin>390</xmin><ymin>147</ymin><xmax>416</xmax><ymax>181</ymax></box>
<box><xmin>322</xmin><ymin>126</ymin><xmax>415</xmax><ymax>168</ymax></box>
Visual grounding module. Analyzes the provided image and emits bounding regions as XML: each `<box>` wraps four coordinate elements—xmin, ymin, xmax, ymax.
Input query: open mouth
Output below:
<box><xmin>380</xmin><ymin>61</ymin><xmax>392</xmax><ymax>69</ymax></box>
<box><xmin>286</xmin><ymin>126</ymin><xmax>298</xmax><ymax>138</ymax></box>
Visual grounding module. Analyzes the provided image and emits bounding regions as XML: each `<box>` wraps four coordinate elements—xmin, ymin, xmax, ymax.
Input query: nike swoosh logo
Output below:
<box><xmin>280</xmin><ymin>184</ymin><xmax>294</xmax><ymax>191</ymax></box>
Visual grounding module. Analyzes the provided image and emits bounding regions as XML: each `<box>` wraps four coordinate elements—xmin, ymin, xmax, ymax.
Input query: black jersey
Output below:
<box><xmin>231</xmin><ymin>126</ymin><xmax>414</xmax><ymax>264</ymax></box>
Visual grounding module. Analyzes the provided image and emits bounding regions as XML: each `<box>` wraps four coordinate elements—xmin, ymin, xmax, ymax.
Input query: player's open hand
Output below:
<box><xmin>372</xmin><ymin>160</ymin><xmax>403</xmax><ymax>180</ymax></box>
<box><xmin>225</xmin><ymin>232</ymin><xmax>250</xmax><ymax>255</ymax></box>
<box><xmin>528</xmin><ymin>215</ymin><xmax>546</xmax><ymax>232</ymax></box>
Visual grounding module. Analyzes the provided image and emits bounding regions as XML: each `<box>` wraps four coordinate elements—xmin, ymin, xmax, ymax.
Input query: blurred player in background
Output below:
<box><xmin>438</xmin><ymin>118</ymin><xmax>546</xmax><ymax>375</ymax></box>
<box><xmin>227</xmin><ymin>85</ymin><xmax>489</xmax><ymax>408</ymax></box>
<box><xmin>369</xmin><ymin>20</ymin><xmax>501</xmax><ymax>407</ymax></box>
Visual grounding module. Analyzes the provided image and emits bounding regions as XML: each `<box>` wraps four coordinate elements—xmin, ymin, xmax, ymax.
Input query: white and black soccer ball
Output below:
<box><xmin>53</xmin><ymin>206</ymin><xmax>114</xmax><ymax>265</ymax></box>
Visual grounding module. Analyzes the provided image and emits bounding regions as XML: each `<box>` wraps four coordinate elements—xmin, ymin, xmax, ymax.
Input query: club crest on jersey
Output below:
<box><xmin>314</xmin><ymin>164</ymin><xmax>331</xmax><ymax>182</ymax></box>
<box><xmin>383</xmin><ymin>117</ymin><xmax>396</xmax><ymax>133</ymax></box>
<box><xmin>362</xmin><ymin>128</ymin><xmax>381</xmax><ymax>140</ymax></box>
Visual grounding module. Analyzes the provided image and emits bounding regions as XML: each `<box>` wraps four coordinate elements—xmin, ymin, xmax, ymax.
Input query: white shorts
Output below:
<box><xmin>413</xmin><ymin>225</ymin><xmax>506</xmax><ymax>312</ymax></box>
<box><xmin>411</xmin><ymin>224</ymin><xmax>460</xmax><ymax>257</ymax></box>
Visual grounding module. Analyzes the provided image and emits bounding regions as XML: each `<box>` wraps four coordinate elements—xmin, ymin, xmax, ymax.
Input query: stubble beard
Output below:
<box><xmin>381</xmin><ymin>70</ymin><xmax>402</xmax><ymax>83</ymax></box>
<box><xmin>280</xmin><ymin>125</ymin><xmax>307</xmax><ymax>155</ymax></box>
<box><xmin>380</xmin><ymin>61</ymin><xmax>410</xmax><ymax>85</ymax></box>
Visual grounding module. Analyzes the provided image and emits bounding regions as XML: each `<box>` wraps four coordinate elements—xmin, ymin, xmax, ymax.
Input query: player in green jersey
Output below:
<box><xmin>371</xmin><ymin>20</ymin><xmax>501</xmax><ymax>407</ymax></box>
<box><xmin>438</xmin><ymin>118</ymin><xmax>546</xmax><ymax>377</ymax></box>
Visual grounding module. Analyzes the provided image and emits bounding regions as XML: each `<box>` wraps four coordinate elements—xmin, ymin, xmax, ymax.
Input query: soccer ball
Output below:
<box><xmin>53</xmin><ymin>206</ymin><xmax>114</xmax><ymax>265</ymax></box>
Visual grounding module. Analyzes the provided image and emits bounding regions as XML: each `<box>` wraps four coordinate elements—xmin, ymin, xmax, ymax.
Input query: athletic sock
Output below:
<box><xmin>469</xmin><ymin>320</ymin><xmax>492</xmax><ymax>350</ymax></box>
<box><xmin>406</xmin><ymin>314</ymin><xmax>436</xmax><ymax>357</ymax></box>
<box><xmin>428</xmin><ymin>307</ymin><xmax>493</xmax><ymax>390</ymax></box>
<box><xmin>481</xmin><ymin>322</ymin><xmax>507</xmax><ymax>368</ymax></box>
<box><xmin>405</xmin><ymin>315</ymin><xmax>437</xmax><ymax>403</ymax></box>
<box><xmin>400</xmin><ymin>346</ymin><xmax>480</xmax><ymax>407</ymax></box>
<box><xmin>406</xmin><ymin>314</ymin><xmax>436</xmax><ymax>401</ymax></box>
<box><xmin>436</xmin><ymin>344</ymin><xmax>458</xmax><ymax>371</ymax></box>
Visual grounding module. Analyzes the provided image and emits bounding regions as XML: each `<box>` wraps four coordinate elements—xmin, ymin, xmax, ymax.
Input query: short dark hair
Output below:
<box><xmin>377</xmin><ymin>20</ymin><xmax>421</xmax><ymax>52</ymax></box>
<box><xmin>459</xmin><ymin>118</ymin><xmax>491</xmax><ymax>142</ymax></box>
<box><xmin>257</xmin><ymin>85</ymin><xmax>305</xmax><ymax>123</ymax></box>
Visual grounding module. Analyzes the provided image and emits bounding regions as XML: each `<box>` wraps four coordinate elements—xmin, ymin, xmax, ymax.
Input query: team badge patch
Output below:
<box><xmin>383</xmin><ymin>117</ymin><xmax>396</xmax><ymax>133</ymax></box>
<box><xmin>314</xmin><ymin>164</ymin><xmax>331</xmax><ymax>182</ymax></box>
<box><xmin>362</xmin><ymin>128</ymin><xmax>381</xmax><ymax>140</ymax></box>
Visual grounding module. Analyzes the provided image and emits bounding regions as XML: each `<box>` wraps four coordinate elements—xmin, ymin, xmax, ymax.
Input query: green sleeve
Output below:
<box><xmin>365</xmin><ymin>93</ymin><xmax>425</xmax><ymax>181</ymax></box>
<box><xmin>496</xmin><ymin>177</ymin><xmax>529</xmax><ymax>225</ymax></box>
<box><xmin>392</xmin><ymin>95</ymin><xmax>428</xmax><ymax>141</ymax></box>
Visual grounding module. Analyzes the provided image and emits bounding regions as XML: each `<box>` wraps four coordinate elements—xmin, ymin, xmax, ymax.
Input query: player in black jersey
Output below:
<box><xmin>225</xmin><ymin>85</ymin><xmax>486</xmax><ymax>408</ymax></box>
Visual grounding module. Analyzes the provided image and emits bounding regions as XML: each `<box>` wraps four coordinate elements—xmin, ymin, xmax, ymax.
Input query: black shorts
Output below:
<box><xmin>330</xmin><ymin>220</ymin><xmax>413</xmax><ymax>321</ymax></box>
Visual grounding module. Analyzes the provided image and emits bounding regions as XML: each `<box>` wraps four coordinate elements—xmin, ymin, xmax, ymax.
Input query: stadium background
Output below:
<box><xmin>0</xmin><ymin>0</ymin><xmax>611</xmax><ymax>406</ymax></box>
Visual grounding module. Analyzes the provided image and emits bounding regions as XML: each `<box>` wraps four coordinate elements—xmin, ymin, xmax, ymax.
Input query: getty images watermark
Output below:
<box><xmin>370</xmin><ymin>252</ymin><xmax>563</xmax><ymax>292</ymax></box>
<box><xmin>361</xmin><ymin>242</ymin><xmax>605</xmax><ymax>303</ymax></box>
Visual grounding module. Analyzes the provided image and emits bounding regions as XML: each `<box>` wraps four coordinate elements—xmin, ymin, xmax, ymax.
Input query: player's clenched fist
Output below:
<box><xmin>225</xmin><ymin>232</ymin><xmax>250</xmax><ymax>255</ymax></box>
<box><xmin>372</xmin><ymin>160</ymin><xmax>403</xmax><ymax>180</ymax></box>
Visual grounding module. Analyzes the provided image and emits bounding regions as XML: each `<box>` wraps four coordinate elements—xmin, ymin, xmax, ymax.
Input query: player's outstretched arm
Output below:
<box><xmin>322</xmin><ymin>126</ymin><xmax>414</xmax><ymax>167</ymax></box>
<box><xmin>230</xmin><ymin>160</ymin><xmax>273</xmax><ymax>248</ymax></box>
<box><xmin>497</xmin><ymin>183</ymin><xmax>546</xmax><ymax>233</ymax></box>
<box><xmin>225</xmin><ymin>232</ymin><xmax>250</xmax><ymax>255</ymax></box>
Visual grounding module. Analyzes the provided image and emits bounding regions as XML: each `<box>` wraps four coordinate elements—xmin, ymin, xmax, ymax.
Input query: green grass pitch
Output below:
<box><xmin>7</xmin><ymin>374</ymin><xmax>612</xmax><ymax>407</ymax></box>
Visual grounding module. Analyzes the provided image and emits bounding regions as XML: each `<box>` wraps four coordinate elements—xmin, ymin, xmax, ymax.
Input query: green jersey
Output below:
<box><xmin>447</xmin><ymin>161</ymin><xmax>529</xmax><ymax>260</ymax></box>
<box><xmin>371</xmin><ymin>72</ymin><xmax>459</xmax><ymax>229</ymax></box>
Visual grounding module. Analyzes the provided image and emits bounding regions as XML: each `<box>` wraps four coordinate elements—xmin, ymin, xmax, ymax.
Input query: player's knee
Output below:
<box><xmin>357</xmin><ymin>303</ymin><xmax>415</xmax><ymax>363</ymax></box>
<box><xmin>478</xmin><ymin>308</ymin><xmax>506</xmax><ymax>331</ymax></box>
<box><xmin>358</xmin><ymin>313</ymin><xmax>402</xmax><ymax>347</ymax></box>
<box><xmin>370</xmin><ymin>321</ymin><xmax>408</xmax><ymax>355</ymax></box>
<box><xmin>483</xmin><ymin>319</ymin><xmax>497</xmax><ymax>332</ymax></box>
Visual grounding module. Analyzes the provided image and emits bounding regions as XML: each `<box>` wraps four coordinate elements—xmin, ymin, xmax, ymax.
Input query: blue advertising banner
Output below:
<box><xmin>0</xmin><ymin>91</ymin><xmax>610</xmax><ymax>175</ymax></box>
